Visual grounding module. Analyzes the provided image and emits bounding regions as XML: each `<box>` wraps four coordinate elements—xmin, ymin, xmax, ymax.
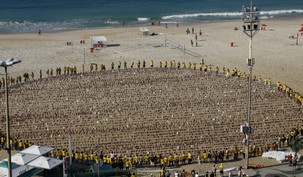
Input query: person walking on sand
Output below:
<box><xmin>38</xmin><ymin>28</ymin><xmax>41</xmax><ymax>36</ymax></box>
<box><xmin>186</xmin><ymin>28</ymin><xmax>190</xmax><ymax>35</ymax></box>
<box><xmin>191</xmin><ymin>40</ymin><xmax>193</xmax><ymax>46</ymax></box>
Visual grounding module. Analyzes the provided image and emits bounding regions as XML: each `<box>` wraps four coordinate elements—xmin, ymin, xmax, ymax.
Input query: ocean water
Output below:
<box><xmin>0</xmin><ymin>0</ymin><xmax>303</xmax><ymax>34</ymax></box>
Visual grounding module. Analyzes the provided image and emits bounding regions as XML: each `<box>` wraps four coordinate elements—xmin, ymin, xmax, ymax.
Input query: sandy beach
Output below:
<box><xmin>0</xmin><ymin>17</ymin><xmax>303</xmax><ymax>94</ymax></box>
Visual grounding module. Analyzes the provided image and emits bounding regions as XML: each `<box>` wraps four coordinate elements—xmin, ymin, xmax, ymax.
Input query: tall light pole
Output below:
<box><xmin>0</xmin><ymin>58</ymin><xmax>22</xmax><ymax>177</ymax></box>
<box><xmin>241</xmin><ymin>0</ymin><xmax>260</xmax><ymax>169</ymax></box>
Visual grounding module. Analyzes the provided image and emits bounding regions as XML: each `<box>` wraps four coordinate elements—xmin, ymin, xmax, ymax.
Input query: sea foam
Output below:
<box><xmin>162</xmin><ymin>9</ymin><xmax>303</xmax><ymax>20</ymax></box>
<box><xmin>138</xmin><ymin>18</ymin><xmax>150</xmax><ymax>22</ymax></box>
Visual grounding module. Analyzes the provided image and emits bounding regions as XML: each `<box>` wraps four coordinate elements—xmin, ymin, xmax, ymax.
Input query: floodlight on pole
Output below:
<box><xmin>241</xmin><ymin>0</ymin><xmax>260</xmax><ymax>169</ymax></box>
<box><xmin>0</xmin><ymin>58</ymin><xmax>22</xmax><ymax>177</ymax></box>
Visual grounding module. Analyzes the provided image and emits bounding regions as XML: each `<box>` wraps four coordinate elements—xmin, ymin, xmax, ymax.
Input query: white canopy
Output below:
<box><xmin>3</xmin><ymin>153</ymin><xmax>39</xmax><ymax>165</ymax></box>
<box><xmin>0</xmin><ymin>161</ymin><xmax>35</xmax><ymax>177</ymax></box>
<box><xmin>20</xmin><ymin>145</ymin><xmax>53</xmax><ymax>156</ymax></box>
<box><xmin>27</xmin><ymin>156</ymin><xmax>63</xmax><ymax>170</ymax></box>
<box><xmin>91</xmin><ymin>36</ymin><xmax>107</xmax><ymax>44</ymax></box>
<box><xmin>140</xmin><ymin>27</ymin><xmax>149</xmax><ymax>32</ymax></box>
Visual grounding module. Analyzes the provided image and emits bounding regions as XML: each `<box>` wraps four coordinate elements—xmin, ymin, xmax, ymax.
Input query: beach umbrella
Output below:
<box><xmin>298</xmin><ymin>29</ymin><xmax>303</xmax><ymax>33</ymax></box>
<box><xmin>261</xmin><ymin>24</ymin><xmax>267</xmax><ymax>27</ymax></box>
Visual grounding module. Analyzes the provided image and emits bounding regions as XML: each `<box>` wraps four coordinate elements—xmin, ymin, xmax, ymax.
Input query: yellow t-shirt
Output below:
<box><xmin>219</xmin><ymin>165</ymin><xmax>224</xmax><ymax>171</ymax></box>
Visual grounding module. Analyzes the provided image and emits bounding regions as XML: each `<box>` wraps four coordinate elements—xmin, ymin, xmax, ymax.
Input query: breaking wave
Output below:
<box><xmin>162</xmin><ymin>9</ymin><xmax>303</xmax><ymax>19</ymax></box>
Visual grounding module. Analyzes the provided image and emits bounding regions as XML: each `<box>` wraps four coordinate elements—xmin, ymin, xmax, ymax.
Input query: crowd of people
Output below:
<box><xmin>0</xmin><ymin>60</ymin><xmax>302</xmax><ymax>172</ymax></box>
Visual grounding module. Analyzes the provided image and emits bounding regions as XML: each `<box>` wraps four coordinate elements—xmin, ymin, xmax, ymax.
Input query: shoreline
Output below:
<box><xmin>1</xmin><ymin>15</ymin><xmax>303</xmax><ymax>36</ymax></box>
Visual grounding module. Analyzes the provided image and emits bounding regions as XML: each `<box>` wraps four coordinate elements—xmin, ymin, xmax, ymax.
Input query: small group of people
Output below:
<box><xmin>287</xmin><ymin>153</ymin><xmax>298</xmax><ymax>170</ymax></box>
<box><xmin>187</xmin><ymin>27</ymin><xmax>202</xmax><ymax>47</ymax></box>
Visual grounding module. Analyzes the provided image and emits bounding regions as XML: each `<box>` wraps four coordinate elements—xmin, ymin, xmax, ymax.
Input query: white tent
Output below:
<box><xmin>0</xmin><ymin>161</ymin><xmax>36</xmax><ymax>177</ymax></box>
<box><xmin>91</xmin><ymin>36</ymin><xmax>107</xmax><ymax>48</ymax></box>
<box><xmin>140</xmin><ymin>27</ymin><xmax>150</xmax><ymax>36</ymax></box>
<box><xmin>20</xmin><ymin>145</ymin><xmax>53</xmax><ymax>156</ymax></box>
<box><xmin>27</xmin><ymin>156</ymin><xmax>63</xmax><ymax>170</ymax></box>
<box><xmin>3</xmin><ymin>153</ymin><xmax>39</xmax><ymax>165</ymax></box>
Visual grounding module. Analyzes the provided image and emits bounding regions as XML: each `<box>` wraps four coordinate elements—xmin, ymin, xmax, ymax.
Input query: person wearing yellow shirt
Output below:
<box><xmin>253</xmin><ymin>75</ymin><xmax>257</xmax><ymax>81</ymax></box>
<box><xmin>219</xmin><ymin>163</ymin><xmax>224</xmax><ymax>177</ymax></box>
<box><xmin>137</xmin><ymin>60</ymin><xmax>141</xmax><ymax>68</ymax></box>
<box><xmin>282</xmin><ymin>84</ymin><xmax>286</xmax><ymax>91</ymax></box>
<box><xmin>188</xmin><ymin>62</ymin><xmax>192</xmax><ymax>69</ymax></box>
<box><xmin>177</xmin><ymin>62</ymin><xmax>181</xmax><ymax>69</ymax></box>
<box><xmin>187</xmin><ymin>152</ymin><xmax>192</xmax><ymax>164</ymax></box>
<box><xmin>18</xmin><ymin>140</ymin><xmax>23</xmax><ymax>151</ymax></box>
<box><xmin>90</xmin><ymin>153</ymin><xmax>94</xmax><ymax>163</ymax></box>
<box><xmin>267</xmin><ymin>78</ymin><xmax>272</xmax><ymax>86</ymax></box>
<box><xmin>168</xmin><ymin>154</ymin><xmax>173</xmax><ymax>166</ymax></box>
<box><xmin>231</xmin><ymin>69</ymin><xmax>237</xmax><ymax>76</ymax></box>
<box><xmin>128</xmin><ymin>156</ymin><xmax>133</xmax><ymax>168</ymax></box>
<box><xmin>125</xmin><ymin>159</ymin><xmax>130</xmax><ymax>170</ymax></box>
<box><xmin>172</xmin><ymin>60</ymin><xmax>176</xmax><ymax>67</ymax></box>
<box><xmin>0</xmin><ymin>136</ymin><xmax>5</xmax><ymax>149</ymax></box>
<box><xmin>160</xmin><ymin>61</ymin><xmax>163</xmax><ymax>68</ymax></box>
<box><xmin>160</xmin><ymin>157</ymin><xmax>164</xmax><ymax>168</ymax></box>
<box><xmin>163</xmin><ymin>156</ymin><xmax>168</xmax><ymax>166</ymax></box>
<box><xmin>94</xmin><ymin>154</ymin><xmax>99</xmax><ymax>164</ymax></box>
<box><xmin>144</xmin><ymin>154</ymin><xmax>149</xmax><ymax>167</ymax></box>
<box><xmin>134</xmin><ymin>155</ymin><xmax>138</xmax><ymax>167</ymax></box>
<box><xmin>111</xmin><ymin>62</ymin><xmax>115</xmax><ymax>70</ymax></box>
<box><xmin>203</xmin><ymin>65</ymin><xmax>208</xmax><ymax>73</ymax></box>
<box><xmin>276</xmin><ymin>81</ymin><xmax>281</xmax><ymax>89</ymax></box>
<box><xmin>83</xmin><ymin>153</ymin><xmax>88</xmax><ymax>165</ymax></box>
<box><xmin>208</xmin><ymin>66</ymin><xmax>212</xmax><ymax>73</ymax></box>
<box><xmin>108</xmin><ymin>156</ymin><xmax>112</xmax><ymax>164</ymax></box>
<box><xmin>10</xmin><ymin>139</ymin><xmax>13</xmax><ymax>149</ymax></box>
<box><xmin>62</xmin><ymin>149</ymin><xmax>66</xmax><ymax>158</ymax></box>
<box><xmin>181</xmin><ymin>153</ymin><xmax>186</xmax><ymax>165</ymax></box>
<box><xmin>150</xmin><ymin>60</ymin><xmax>154</xmax><ymax>68</ymax></box>
<box><xmin>182</xmin><ymin>62</ymin><xmax>186</xmax><ymax>68</ymax></box>
<box><xmin>193</xmin><ymin>63</ymin><xmax>196</xmax><ymax>70</ymax></box>
<box><xmin>164</xmin><ymin>61</ymin><xmax>168</xmax><ymax>68</ymax></box>
<box><xmin>174</xmin><ymin>154</ymin><xmax>179</xmax><ymax>166</ymax></box>
<box><xmin>200</xmin><ymin>63</ymin><xmax>203</xmax><ymax>71</ymax></box>
<box><xmin>75</xmin><ymin>152</ymin><xmax>79</xmax><ymax>163</ymax></box>
<box><xmin>79</xmin><ymin>152</ymin><xmax>83</xmax><ymax>164</ymax></box>
<box><xmin>143</xmin><ymin>60</ymin><xmax>146</xmax><ymax>68</ymax></box>
<box><xmin>258</xmin><ymin>146</ymin><xmax>263</xmax><ymax>156</ymax></box>
<box><xmin>203</xmin><ymin>151</ymin><xmax>207</xmax><ymax>163</ymax></box>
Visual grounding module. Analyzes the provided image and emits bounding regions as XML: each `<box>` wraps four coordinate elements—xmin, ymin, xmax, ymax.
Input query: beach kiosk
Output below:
<box><xmin>90</xmin><ymin>36</ymin><xmax>107</xmax><ymax>50</ymax></box>
<box><xmin>140</xmin><ymin>27</ymin><xmax>150</xmax><ymax>36</ymax></box>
